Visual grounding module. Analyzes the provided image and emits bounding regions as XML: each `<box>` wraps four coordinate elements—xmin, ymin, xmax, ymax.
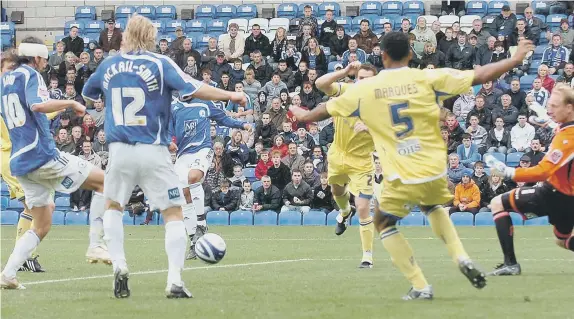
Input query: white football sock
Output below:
<box><xmin>182</xmin><ymin>202</ymin><xmax>197</xmax><ymax>238</ymax></box>
<box><xmin>165</xmin><ymin>220</ymin><xmax>187</xmax><ymax>287</ymax></box>
<box><xmin>88</xmin><ymin>192</ymin><xmax>105</xmax><ymax>249</ymax></box>
<box><xmin>2</xmin><ymin>230</ymin><xmax>40</xmax><ymax>279</ymax></box>
<box><xmin>103</xmin><ymin>209</ymin><xmax>127</xmax><ymax>272</ymax></box>
<box><xmin>190</xmin><ymin>183</ymin><xmax>206</xmax><ymax>227</ymax></box>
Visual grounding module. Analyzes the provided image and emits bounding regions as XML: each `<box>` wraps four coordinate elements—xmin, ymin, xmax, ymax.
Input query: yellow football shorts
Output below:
<box><xmin>1</xmin><ymin>149</ymin><xmax>25</xmax><ymax>200</ymax></box>
<box><xmin>378</xmin><ymin>176</ymin><xmax>453</xmax><ymax>217</ymax></box>
<box><xmin>327</xmin><ymin>150</ymin><xmax>374</xmax><ymax>198</ymax></box>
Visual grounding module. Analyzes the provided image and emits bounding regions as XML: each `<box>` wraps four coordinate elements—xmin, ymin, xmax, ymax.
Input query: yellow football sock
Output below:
<box><xmin>16</xmin><ymin>211</ymin><xmax>37</xmax><ymax>257</ymax></box>
<box><xmin>359</xmin><ymin>216</ymin><xmax>374</xmax><ymax>262</ymax></box>
<box><xmin>427</xmin><ymin>206</ymin><xmax>469</xmax><ymax>264</ymax></box>
<box><xmin>333</xmin><ymin>191</ymin><xmax>351</xmax><ymax>217</ymax></box>
<box><xmin>380</xmin><ymin>226</ymin><xmax>428</xmax><ymax>290</ymax></box>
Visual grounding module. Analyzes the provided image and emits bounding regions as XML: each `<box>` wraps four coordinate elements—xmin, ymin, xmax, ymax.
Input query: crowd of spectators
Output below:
<box><xmin>35</xmin><ymin>3</ymin><xmax>574</xmax><ymax>217</ymax></box>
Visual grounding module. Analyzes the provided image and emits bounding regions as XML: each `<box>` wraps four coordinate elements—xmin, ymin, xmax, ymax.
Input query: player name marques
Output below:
<box><xmin>374</xmin><ymin>83</ymin><xmax>419</xmax><ymax>99</ymax></box>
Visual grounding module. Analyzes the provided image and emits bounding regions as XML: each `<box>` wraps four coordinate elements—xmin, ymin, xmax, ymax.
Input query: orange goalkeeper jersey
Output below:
<box><xmin>514</xmin><ymin>121</ymin><xmax>574</xmax><ymax>196</ymax></box>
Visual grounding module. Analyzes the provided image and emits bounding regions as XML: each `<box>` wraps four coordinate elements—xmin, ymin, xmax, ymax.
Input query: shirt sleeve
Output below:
<box><xmin>209</xmin><ymin>103</ymin><xmax>245</xmax><ymax>129</ymax></box>
<box><xmin>25</xmin><ymin>71</ymin><xmax>50</xmax><ymax>108</ymax></box>
<box><xmin>325</xmin><ymin>84</ymin><xmax>361</xmax><ymax>118</ymax></box>
<box><xmin>325</xmin><ymin>82</ymin><xmax>349</xmax><ymax>97</ymax></box>
<box><xmin>163</xmin><ymin>56</ymin><xmax>204</xmax><ymax>100</ymax></box>
<box><xmin>426</xmin><ymin>68</ymin><xmax>475</xmax><ymax>101</ymax></box>
<box><xmin>81</xmin><ymin>66</ymin><xmax>102</xmax><ymax>102</ymax></box>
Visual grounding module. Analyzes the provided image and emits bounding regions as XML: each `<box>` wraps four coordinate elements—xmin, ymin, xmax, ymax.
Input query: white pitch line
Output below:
<box><xmin>23</xmin><ymin>259</ymin><xmax>312</xmax><ymax>286</ymax></box>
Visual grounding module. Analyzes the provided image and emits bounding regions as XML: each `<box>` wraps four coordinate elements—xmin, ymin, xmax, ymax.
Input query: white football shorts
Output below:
<box><xmin>174</xmin><ymin>148</ymin><xmax>214</xmax><ymax>185</ymax></box>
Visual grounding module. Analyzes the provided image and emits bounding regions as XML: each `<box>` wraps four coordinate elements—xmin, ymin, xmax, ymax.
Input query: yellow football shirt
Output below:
<box><xmin>326</xmin><ymin>67</ymin><xmax>475</xmax><ymax>184</ymax></box>
<box><xmin>325</xmin><ymin>82</ymin><xmax>375</xmax><ymax>158</ymax></box>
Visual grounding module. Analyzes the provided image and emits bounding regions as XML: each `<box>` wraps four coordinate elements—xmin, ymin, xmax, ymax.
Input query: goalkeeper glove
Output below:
<box><xmin>483</xmin><ymin>154</ymin><xmax>515</xmax><ymax>179</ymax></box>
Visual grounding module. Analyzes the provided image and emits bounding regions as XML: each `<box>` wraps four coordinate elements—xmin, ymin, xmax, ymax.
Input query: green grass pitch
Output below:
<box><xmin>1</xmin><ymin>225</ymin><xmax>573</xmax><ymax>319</ymax></box>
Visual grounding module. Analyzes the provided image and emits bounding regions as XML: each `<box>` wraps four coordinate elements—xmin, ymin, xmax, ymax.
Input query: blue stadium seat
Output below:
<box><xmin>115</xmin><ymin>5</ymin><xmax>136</xmax><ymax>21</ymax></box>
<box><xmin>254</xmin><ymin>211</ymin><xmax>277</xmax><ymax>225</ymax></box>
<box><xmin>196</xmin><ymin>33</ymin><xmax>216</xmax><ymax>50</ymax></box>
<box><xmin>236</xmin><ymin>4</ymin><xmax>258</xmax><ymax>19</ymax></box>
<box><xmin>520</xmin><ymin>75</ymin><xmax>536</xmax><ymax>90</ymax></box>
<box><xmin>450</xmin><ymin>212</ymin><xmax>474</xmax><ymax>226</ymax></box>
<box><xmin>251</xmin><ymin>181</ymin><xmax>262</xmax><ymax>191</ymax></box>
<box><xmin>303</xmin><ymin>210</ymin><xmax>326</xmax><ymax>225</ymax></box>
<box><xmin>1</xmin><ymin>210</ymin><xmax>19</xmax><ymax>225</ymax></box>
<box><xmin>54</xmin><ymin>197</ymin><xmax>70</xmax><ymax>210</ymax></box>
<box><xmin>136</xmin><ymin>5</ymin><xmax>156</xmax><ymax>19</ymax></box>
<box><xmin>165</xmin><ymin>19</ymin><xmax>185</xmax><ymax>33</ymax></box>
<box><xmin>334</xmin><ymin>16</ymin><xmax>352</xmax><ymax>33</ymax></box>
<box><xmin>532</xmin><ymin>1</ymin><xmax>550</xmax><ymax>16</ymax></box>
<box><xmin>352</xmin><ymin>16</ymin><xmax>373</xmax><ymax>32</ymax></box>
<box><xmin>186</xmin><ymin>20</ymin><xmax>207</xmax><ymax>33</ymax></box>
<box><xmin>403</xmin><ymin>1</ymin><xmax>424</xmax><ymax>15</ymax></box>
<box><xmin>328</xmin><ymin>61</ymin><xmax>340</xmax><ymax>72</ymax></box>
<box><xmin>1</xmin><ymin>181</ymin><xmax>9</xmax><ymax>196</ymax></box>
<box><xmin>1</xmin><ymin>196</ymin><xmax>9</xmax><ymax>210</ymax></box>
<box><xmin>64</xmin><ymin>20</ymin><xmax>85</xmax><ymax>35</ymax></box>
<box><xmin>373</xmin><ymin>16</ymin><xmax>393</xmax><ymax>33</ymax></box>
<box><xmin>326</xmin><ymin>210</ymin><xmax>338</xmax><ymax>226</ymax></box>
<box><xmin>244</xmin><ymin>167</ymin><xmax>256</xmax><ymax>182</ymax></box>
<box><xmin>524</xmin><ymin>216</ymin><xmax>549</xmax><ymax>225</ymax></box>
<box><xmin>318</xmin><ymin>3</ymin><xmax>340</xmax><ymax>16</ymax></box>
<box><xmin>150</xmin><ymin>20</ymin><xmax>165</xmax><ymax>34</ymax></box>
<box><xmin>82</xmin><ymin>34</ymin><xmax>98</xmax><ymax>47</ymax></box>
<box><xmin>277</xmin><ymin>3</ymin><xmax>298</xmax><ymax>19</ymax></box>
<box><xmin>156</xmin><ymin>5</ymin><xmax>177</xmax><ymax>21</ymax></box>
<box><xmin>399</xmin><ymin>212</ymin><xmax>424</xmax><ymax>226</ymax></box>
<box><xmin>207</xmin><ymin>210</ymin><xmax>229</xmax><ymax>225</ymax></box>
<box><xmin>134</xmin><ymin>211</ymin><xmax>153</xmax><ymax>225</ymax></box>
<box><xmin>217</xmin><ymin>5</ymin><xmax>237</xmax><ymax>19</ymax></box>
<box><xmin>466</xmin><ymin>1</ymin><xmax>488</xmax><ymax>16</ymax></box>
<box><xmin>207</xmin><ymin>19</ymin><xmax>228</xmax><ymax>34</ymax></box>
<box><xmin>115</xmin><ymin>19</ymin><xmax>126</xmax><ymax>31</ymax></box>
<box><xmin>474</xmin><ymin>212</ymin><xmax>494</xmax><ymax>226</ymax></box>
<box><xmin>485</xmin><ymin>152</ymin><xmax>506</xmax><ymax>166</ymax></box>
<box><xmin>360</xmin><ymin>2</ymin><xmax>382</xmax><ymax>16</ymax></box>
<box><xmin>506</xmin><ymin>152</ymin><xmax>524</xmax><ymax>167</ymax></box>
<box><xmin>123</xmin><ymin>211</ymin><xmax>134</xmax><ymax>225</ymax></box>
<box><xmin>196</xmin><ymin>5</ymin><xmax>217</xmax><ymax>19</ymax></box>
<box><xmin>547</xmin><ymin>14</ymin><xmax>567</xmax><ymax>29</ymax></box>
<box><xmin>550</xmin><ymin>3</ymin><xmax>567</xmax><ymax>15</ymax></box>
<box><xmin>532</xmin><ymin>45</ymin><xmax>546</xmax><ymax>60</ymax></box>
<box><xmin>158</xmin><ymin>34</ymin><xmax>174</xmax><ymax>44</ymax></box>
<box><xmin>230</xmin><ymin>210</ymin><xmax>253</xmax><ymax>225</ymax></box>
<box><xmin>509</xmin><ymin>212</ymin><xmax>524</xmax><ymax>226</ymax></box>
<box><xmin>487</xmin><ymin>1</ymin><xmax>509</xmax><ymax>15</ymax></box>
<box><xmin>382</xmin><ymin>1</ymin><xmax>403</xmax><ymax>16</ymax></box>
<box><xmin>65</xmin><ymin>211</ymin><xmax>88</xmax><ymax>225</ymax></box>
<box><xmin>52</xmin><ymin>211</ymin><xmax>66</xmax><ymax>225</ymax></box>
<box><xmin>84</xmin><ymin>20</ymin><xmax>104</xmax><ymax>36</ymax></box>
<box><xmin>278</xmin><ymin>211</ymin><xmax>302</xmax><ymax>225</ymax></box>
<box><xmin>529</xmin><ymin>60</ymin><xmax>542</xmax><ymax>75</ymax></box>
<box><xmin>75</xmin><ymin>6</ymin><xmax>96</xmax><ymax>21</ymax></box>
<box><xmin>298</xmin><ymin>3</ymin><xmax>318</xmax><ymax>18</ymax></box>
<box><xmin>484</xmin><ymin>167</ymin><xmax>491</xmax><ymax>176</ymax></box>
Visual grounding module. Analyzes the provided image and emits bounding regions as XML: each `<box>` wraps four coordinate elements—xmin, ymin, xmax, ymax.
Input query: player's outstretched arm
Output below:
<box><xmin>315</xmin><ymin>61</ymin><xmax>360</xmax><ymax>95</ymax></box>
<box><xmin>31</xmin><ymin>100</ymin><xmax>85</xmax><ymax>117</ymax></box>
<box><xmin>193</xmin><ymin>85</ymin><xmax>246</xmax><ymax>106</ymax></box>
<box><xmin>472</xmin><ymin>39</ymin><xmax>535</xmax><ymax>85</ymax></box>
<box><xmin>290</xmin><ymin>104</ymin><xmax>331</xmax><ymax>123</ymax></box>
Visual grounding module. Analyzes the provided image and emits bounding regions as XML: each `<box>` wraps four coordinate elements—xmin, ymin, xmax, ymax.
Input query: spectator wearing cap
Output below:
<box><xmin>170</xmin><ymin>26</ymin><xmax>186</xmax><ymax>52</ymax></box>
<box><xmin>469</xmin><ymin>19</ymin><xmax>491</xmax><ymax>47</ymax></box>
<box><xmin>547</xmin><ymin>18</ymin><xmax>574</xmax><ymax>48</ymax></box>
<box><xmin>219</xmin><ymin>23</ymin><xmax>245</xmax><ymax>62</ymax></box>
<box><xmin>467</xmin><ymin>33</ymin><xmax>480</xmax><ymax>54</ymax></box>
<box><xmin>506</xmin><ymin>154</ymin><xmax>536</xmax><ymax>188</ymax></box>
<box><xmin>176</xmin><ymin>38</ymin><xmax>201</xmax><ymax>71</ymax></box>
<box><xmin>354</xmin><ymin>19</ymin><xmax>379</xmax><ymax>54</ymax></box>
<box><xmin>541</xmin><ymin>34</ymin><xmax>569</xmax><ymax>76</ymax></box>
<box><xmin>449</xmin><ymin>172</ymin><xmax>481</xmax><ymax>215</ymax></box>
<box><xmin>509</xmin><ymin>114</ymin><xmax>535</xmax><ymax>154</ymax></box>
<box><xmin>328</xmin><ymin>26</ymin><xmax>350</xmax><ymax>62</ymax></box>
<box><xmin>493</xmin><ymin>5</ymin><xmax>517</xmax><ymax>37</ymax></box>
<box><xmin>201</xmin><ymin>37</ymin><xmax>220</xmax><ymax>65</ymax></box>
<box><xmin>319</xmin><ymin>9</ymin><xmax>337</xmax><ymax>47</ymax></box>
<box><xmin>98</xmin><ymin>18</ymin><xmax>122</xmax><ymax>53</ymax></box>
<box><xmin>508</xmin><ymin>19</ymin><xmax>535</xmax><ymax>46</ymax></box>
<box><xmin>63</xmin><ymin>26</ymin><xmax>84</xmax><ymax>58</ymax></box>
<box><xmin>244</xmin><ymin>24</ymin><xmax>271</xmax><ymax>63</ymax></box>
<box><xmin>208</xmin><ymin>52</ymin><xmax>232</xmax><ymax>83</ymax></box>
<box><xmin>523</xmin><ymin>7</ymin><xmax>547</xmax><ymax>44</ymax></box>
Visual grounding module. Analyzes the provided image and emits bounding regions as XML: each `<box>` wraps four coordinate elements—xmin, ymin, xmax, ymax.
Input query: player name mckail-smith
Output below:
<box><xmin>375</xmin><ymin>83</ymin><xmax>419</xmax><ymax>99</ymax></box>
<box><xmin>103</xmin><ymin>61</ymin><xmax>159</xmax><ymax>91</ymax></box>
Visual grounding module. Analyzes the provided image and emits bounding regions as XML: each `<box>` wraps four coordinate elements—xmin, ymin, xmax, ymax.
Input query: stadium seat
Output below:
<box><xmin>243</xmin><ymin>167</ymin><xmax>256</xmax><ymax>182</ymax></box>
<box><xmin>1</xmin><ymin>196</ymin><xmax>8</xmax><ymax>210</ymax></box>
<box><xmin>196</xmin><ymin>5</ymin><xmax>217</xmax><ymax>19</ymax></box>
<box><xmin>403</xmin><ymin>1</ymin><xmax>424</xmax><ymax>15</ymax></box>
<box><xmin>75</xmin><ymin>6</ymin><xmax>96</xmax><ymax>21</ymax></box>
<box><xmin>509</xmin><ymin>212</ymin><xmax>524</xmax><ymax>226</ymax></box>
<box><xmin>532</xmin><ymin>45</ymin><xmax>546</xmax><ymax>60</ymax></box>
<box><xmin>529</xmin><ymin>60</ymin><xmax>542</xmax><ymax>75</ymax></box>
<box><xmin>230</xmin><ymin>210</ymin><xmax>254</xmax><ymax>225</ymax></box>
<box><xmin>328</xmin><ymin>61</ymin><xmax>340</xmax><ymax>72</ymax></box>
<box><xmin>506</xmin><ymin>152</ymin><xmax>524</xmax><ymax>167</ymax></box>
<box><xmin>278</xmin><ymin>210</ymin><xmax>302</xmax><ymax>225</ymax></box>
<box><xmin>532</xmin><ymin>1</ymin><xmax>550</xmax><ymax>16</ymax></box>
<box><xmin>216</xmin><ymin>5</ymin><xmax>237</xmax><ymax>19</ymax></box>
<box><xmin>372</xmin><ymin>16</ymin><xmax>392</xmax><ymax>33</ymax></box>
<box><xmin>251</xmin><ymin>181</ymin><xmax>262</xmax><ymax>191</ymax></box>
<box><xmin>82</xmin><ymin>34</ymin><xmax>98</xmax><ymax>47</ymax></box>
<box><xmin>485</xmin><ymin>152</ymin><xmax>506</xmax><ymax>166</ymax></box>
<box><xmin>303</xmin><ymin>210</ymin><xmax>326</xmax><ymax>226</ymax></box>
<box><xmin>249</xmin><ymin>18</ymin><xmax>269</xmax><ymax>32</ymax></box>
<box><xmin>520</xmin><ymin>75</ymin><xmax>536</xmax><ymax>90</ymax></box>
<box><xmin>439</xmin><ymin>15</ymin><xmax>460</xmax><ymax>28</ymax></box>
<box><xmin>450</xmin><ymin>212</ymin><xmax>474</xmax><ymax>226</ymax></box>
<box><xmin>474</xmin><ymin>212</ymin><xmax>495</xmax><ymax>226</ymax></box>
<box><xmin>254</xmin><ymin>211</ymin><xmax>277</xmax><ymax>225</ymax></box>
<box><xmin>185</xmin><ymin>20</ymin><xmax>207</xmax><ymax>33</ymax></box>
<box><xmin>115</xmin><ymin>5</ymin><xmax>136</xmax><ymax>21</ymax></box>
<box><xmin>207</xmin><ymin>210</ymin><xmax>229</xmax><ymax>225</ymax></box>
<box><xmin>297</xmin><ymin>3</ymin><xmax>318</xmax><ymax>18</ymax></box>
<box><xmin>134</xmin><ymin>212</ymin><xmax>153</xmax><ymax>225</ymax></box>
<box><xmin>65</xmin><ymin>211</ymin><xmax>88</xmax><ymax>225</ymax></box>
<box><xmin>547</xmin><ymin>14</ymin><xmax>567</xmax><ymax>29</ymax></box>
<box><xmin>54</xmin><ymin>197</ymin><xmax>70</xmax><ymax>210</ymax></box>
<box><xmin>52</xmin><ymin>211</ymin><xmax>66</xmax><ymax>225</ymax></box>
<box><xmin>460</xmin><ymin>15</ymin><xmax>481</xmax><ymax>28</ymax></box>
<box><xmin>487</xmin><ymin>1</ymin><xmax>509</xmax><ymax>15</ymax></box>
<box><xmin>269</xmin><ymin>18</ymin><xmax>290</xmax><ymax>32</ymax></box>
<box><xmin>334</xmin><ymin>16</ymin><xmax>352</xmax><ymax>33</ymax></box>
<box><xmin>466</xmin><ymin>1</ymin><xmax>488</xmax><ymax>16</ymax></box>
<box><xmin>318</xmin><ymin>3</ymin><xmax>340</xmax><ymax>17</ymax></box>
<box><xmin>421</xmin><ymin>15</ymin><xmax>438</xmax><ymax>25</ymax></box>
<box><xmin>359</xmin><ymin>2</ymin><xmax>382</xmax><ymax>16</ymax></box>
<box><xmin>399</xmin><ymin>212</ymin><xmax>424</xmax><ymax>226</ymax></box>
<box><xmin>352</xmin><ymin>16</ymin><xmax>373</xmax><ymax>32</ymax></box>
<box><xmin>277</xmin><ymin>3</ymin><xmax>298</xmax><ymax>19</ymax></box>
<box><xmin>136</xmin><ymin>5</ymin><xmax>156</xmax><ymax>20</ymax></box>
<box><xmin>64</xmin><ymin>20</ymin><xmax>85</xmax><ymax>35</ymax></box>
<box><xmin>156</xmin><ymin>5</ymin><xmax>177</xmax><ymax>21</ymax></box>
<box><xmin>549</xmin><ymin>3</ymin><xmax>567</xmax><ymax>15</ymax></box>
<box><xmin>83</xmin><ymin>20</ymin><xmax>104</xmax><ymax>36</ymax></box>
<box><xmin>524</xmin><ymin>216</ymin><xmax>549</xmax><ymax>225</ymax></box>
<box><xmin>114</xmin><ymin>19</ymin><xmax>126</xmax><ymax>31</ymax></box>
<box><xmin>122</xmin><ymin>211</ymin><xmax>134</xmax><ymax>225</ymax></box>
<box><xmin>1</xmin><ymin>210</ymin><xmax>18</xmax><ymax>225</ymax></box>
<box><xmin>158</xmin><ymin>34</ymin><xmax>174</xmax><ymax>44</ymax></box>
<box><xmin>236</xmin><ymin>4</ymin><xmax>258</xmax><ymax>19</ymax></box>
<box><xmin>1</xmin><ymin>181</ymin><xmax>9</xmax><ymax>196</ymax></box>
<box><xmin>196</xmin><ymin>33</ymin><xmax>217</xmax><ymax>50</ymax></box>
<box><xmin>150</xmin><ymin>20</ymin><xmax>165</xmax><ymax>34</ymax></box>
<box><xmin>207</xmin><ymin>19</ymin><xmax>228</xmax><ymax>34</ymax></box>
<box><xmin>228</xmin><ymin>18</ymin><xmax>248</xmax><ymax>32</ymax></box>
<box><xmin>165</xmin><ymin>19</ymin><xmax>185</xmax><ymax>33</ymax></box>
<box><xmin>326</xmin><ymin>210</ymin><xmax>338</xmax><ymax>226</ymax></box>
<box><xmin>382</xmin><ymin>1</ymin><xmax>403</xmax><ymax>16</ymax></box>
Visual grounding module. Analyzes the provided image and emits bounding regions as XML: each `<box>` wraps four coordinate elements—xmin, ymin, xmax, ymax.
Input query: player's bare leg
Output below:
<box><xmin>103</xmin><ymin>199</ymin><xmax>130</xmax><ymax>298</ymax></box>
<box><xmin>331</xmin><ymin>184</ymin><xmax>355</xmax><ymax>235</ymax></box>
<box><xmin>182</xmin><ymin>169</ymin><xmax>206</xmax><ymax>260</ymax></box>
<box><xmin>80</xmin><ymin>167</ymin><xmax>111</xmax><ymax>265</ymax></box>
<box><xmin>488</xmin><ymin>195</ymin><xmax>522</xmax><ymax>276</ymax></box>
<box><xmin>161</xmin><ymin>206</ymin><xmax>192</xmax><ymax>298</ymax></box>
<box><xmin>355</xmin><ymin>196</ymin><xmax>374</xmax><ymax>268</ymax></box>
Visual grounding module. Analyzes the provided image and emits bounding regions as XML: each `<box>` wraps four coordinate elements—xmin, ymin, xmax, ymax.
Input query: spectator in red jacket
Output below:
<box><xmin>536</xmin><ymin>64</ymin><xmax>555</xmax><ymax>92</ymax></box>
<box><xmin>271</xmin><ymin>135</ymin><xmax>289</xmax><ymax>158</ymax></box>
<box><xmin>255</xmin><ymin>149</ymin><xmax>273</xmax><ymax>180</ymax></box>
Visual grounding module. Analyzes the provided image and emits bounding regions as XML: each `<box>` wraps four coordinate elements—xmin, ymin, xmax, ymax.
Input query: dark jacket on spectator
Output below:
<box><xmin>493</xmin><ymin>13</ymin><xmax>518</xmax><ymax>37</ymax></box>
<box><xmin>293</xmin><ymin>70</ymin><xmax>309</xmax><ymax>89</ymax></box>
<box><xmin>421</xmin><ymin>50</ymin><xmax>446</xmax><ymax>68</ymax></box>
<box><xmin>176</xmin><ymin>49</ymin><xmax>202</xmax><ymax>71</ymax></box>
<box><xmin>319</xmin><ymin>122</ymin><xmax>334</xmax><ymax>147</ymax></box>
<box><xmin>211</xmin><ymin>189</ymin><xmax>239</xmax><ymax>211</ymax></box>
<box><xmin>282</xmin><ymin>181</ymin><xmax>313</xmax><ymax>206</ymax></box>
<box><xmin>446</xmin><ymin>43</ymin><xmax>475</xmax><ymax>70</ymax></box>
<box><xmin>248</xmin><ymin>60</ymin><xmax>274</xmax><ymax>85</ymax></box>
<box><xmin>320</xmin><ymin>20</ymin><xmax>338</xmax><ymax>46</ymax></box>
<box><xmin>486</xmin><ymin>128</ymin><xmax>511</xmax><ymax>149</ymax></box>
<box><xmin>98</xmin><ymin>28</ymin><xmax>122</xmax><ymax>53</ymax></box>
<box><xmin>301</xmin><ymin>50</ymin><xmax>328</xmax><ymax>74</ymax></box>
<box><xmin>214</xmin><ymin>153</ymin><xmax>235</xmax><ymax>178</ymax></box>
<box><xmin>208</xmin><ymin>60</ymin><xmax>233</xmax><ymax>83</ymax></box>
<box><xmin>267</xmin><ymin>163</ymin><xmax>291</xmax><ymax>190</ymax></box>
<box><xmin>478</xmin><ymin>87</ymin><xmax>503</xmax><ymax>111</ymax></box>
<box><xmin>524</xmin><ymin>16</ymin><xmax>547</xmax><ymax>44</ymax></box>
<box><xmin>300</xmin><ymin>89</ymin><xmax>322</xmax><ymax>110</ymax></box>
<box><xmin>255</xmin><ymin>123</ymin><xmax>277</xmax><ymax>148</ymax></box>
<box><xmin>62</xmin><ymin>36</ymin><xmax>84</xmax><ymax>58</ymax></box>
<box><xmin>508</xmin><ymin>26</ymin><xmax>535</xmax><ymax>46</ymax></box>
<box><xmin>524</xmin><ymin>149</ymin><xmax>545</xmax><ymax>165</ymax></box>
<box><xmin>506</xmin><ymin>88</ymin><xmax>528</xmax><ymax>113</ymax></box>
<box><xmin>367</xmin><ymin>54</ymin><xmax>384</xmax><ymax>70</ymax></box>
<box><xmin>475</xmin><ymin>46</ymin><xmax>494</xmax><ymax>66</ymax></box>
<box><xmin>481</xmin><ymin>182</ymin><xmax>510</xmax><ymax>207</ymax></box>
<box><xmin>437</xmin><ymin>37</ymin><xmax>456</xmax><ymax>55</ymax></box>
<box><xmin>254</xmin><ymin>185</ymin><xmax>282</xmax><ymax>212</ymax></box>
<box><xmin>491</xmin><ymin>106</ymin><xmax>519</xmax><ymax>128</ymax></box>
<box><xmin>312</xmin><ymin>184</ymin><xmax>334</xmax><ymax>211</ymax></box>
<box><xmin>229</xmin><ymin>68</ymin><xmax>245</xmax><ymax>86</ymax></box>
<box><xmin>244</xmin><ymin>33</ymin><xmax>271</xmax><ymax>57</ymax></box>
<box><xmin>277</xmin><ymin>68</ymin><xmax>296</xmax><ymax>91</ymax></box>
<box><xmin>270</xmin><ymin>37</ymin><xmax>288</xmax><ymax>62</ymax></box>
<box><xmin>353</xmin><ymin>30</ymin><xmax>379</xmax><ymax>54</ymax></box>
<box><xmin>466</xmin><ymin>107</ymin><xmax>493</xmax><ymax>131</ymax></box>
<box><xmin>328</xmin><ymin>34</ymin><xmax>351</xmax><ymax>57</ymax></box>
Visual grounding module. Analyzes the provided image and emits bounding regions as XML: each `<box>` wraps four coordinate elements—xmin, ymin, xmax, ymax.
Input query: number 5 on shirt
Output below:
<box><xmin>390</xmin><ymin>102</ymin><xmax>413</xmax><ymax>139</ymax></box>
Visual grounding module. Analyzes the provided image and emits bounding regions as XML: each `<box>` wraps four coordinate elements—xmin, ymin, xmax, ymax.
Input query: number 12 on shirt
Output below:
<box><xmin>390</xmin><ymin>102</ymin><xmax>413</xmax><ymax>139</ymax></box>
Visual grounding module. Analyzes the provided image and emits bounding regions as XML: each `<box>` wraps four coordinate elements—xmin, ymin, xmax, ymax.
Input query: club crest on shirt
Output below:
<box><xmin>548</xmin><ymin>149</ymin><xmax>563</xmax><ymax>164</ymax></box>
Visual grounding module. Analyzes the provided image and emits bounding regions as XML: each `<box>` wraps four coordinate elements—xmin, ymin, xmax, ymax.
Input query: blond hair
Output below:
<box><xmin>79</xmin><ymin>51</ymin><xmax>90</xmax><ymax>60</ymax></box>
<box><xmin>553</xmin><ymin>83</ymin><xmax>574</xmax><ymax>105</ymax></box>
<box><xmin>1</xmin><ymin>48</ymin><xmax>18</xmax><ymax>73</ymax></box>
<box><xmin>122</xmin><ymin>14</ymin><xmax>157</xmax><ymax>53</ymax></box>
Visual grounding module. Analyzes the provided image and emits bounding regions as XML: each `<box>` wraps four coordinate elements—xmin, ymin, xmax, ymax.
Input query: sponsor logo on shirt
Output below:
<box><xmin>168</xmin><ymin>187</ymin><xmax>181</xmax><ymax>200</ymax></box>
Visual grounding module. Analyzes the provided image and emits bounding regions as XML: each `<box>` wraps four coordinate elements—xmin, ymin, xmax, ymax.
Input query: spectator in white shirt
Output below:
<box><xmin>529</xmin><ymin>78</ymin><xmax>550</xmax><ymax>108</ymax></box>
<box><xmin>509</xmin><ymin>114</ymin><xmax>535</xmax><ymax>153</ymax></box>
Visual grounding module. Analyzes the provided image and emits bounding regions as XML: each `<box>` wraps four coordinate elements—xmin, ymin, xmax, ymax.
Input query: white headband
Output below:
<box><xmin>18</xmin><ymin>43</ymin><xmax>49</xmax><ymax>59</ymax></box>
